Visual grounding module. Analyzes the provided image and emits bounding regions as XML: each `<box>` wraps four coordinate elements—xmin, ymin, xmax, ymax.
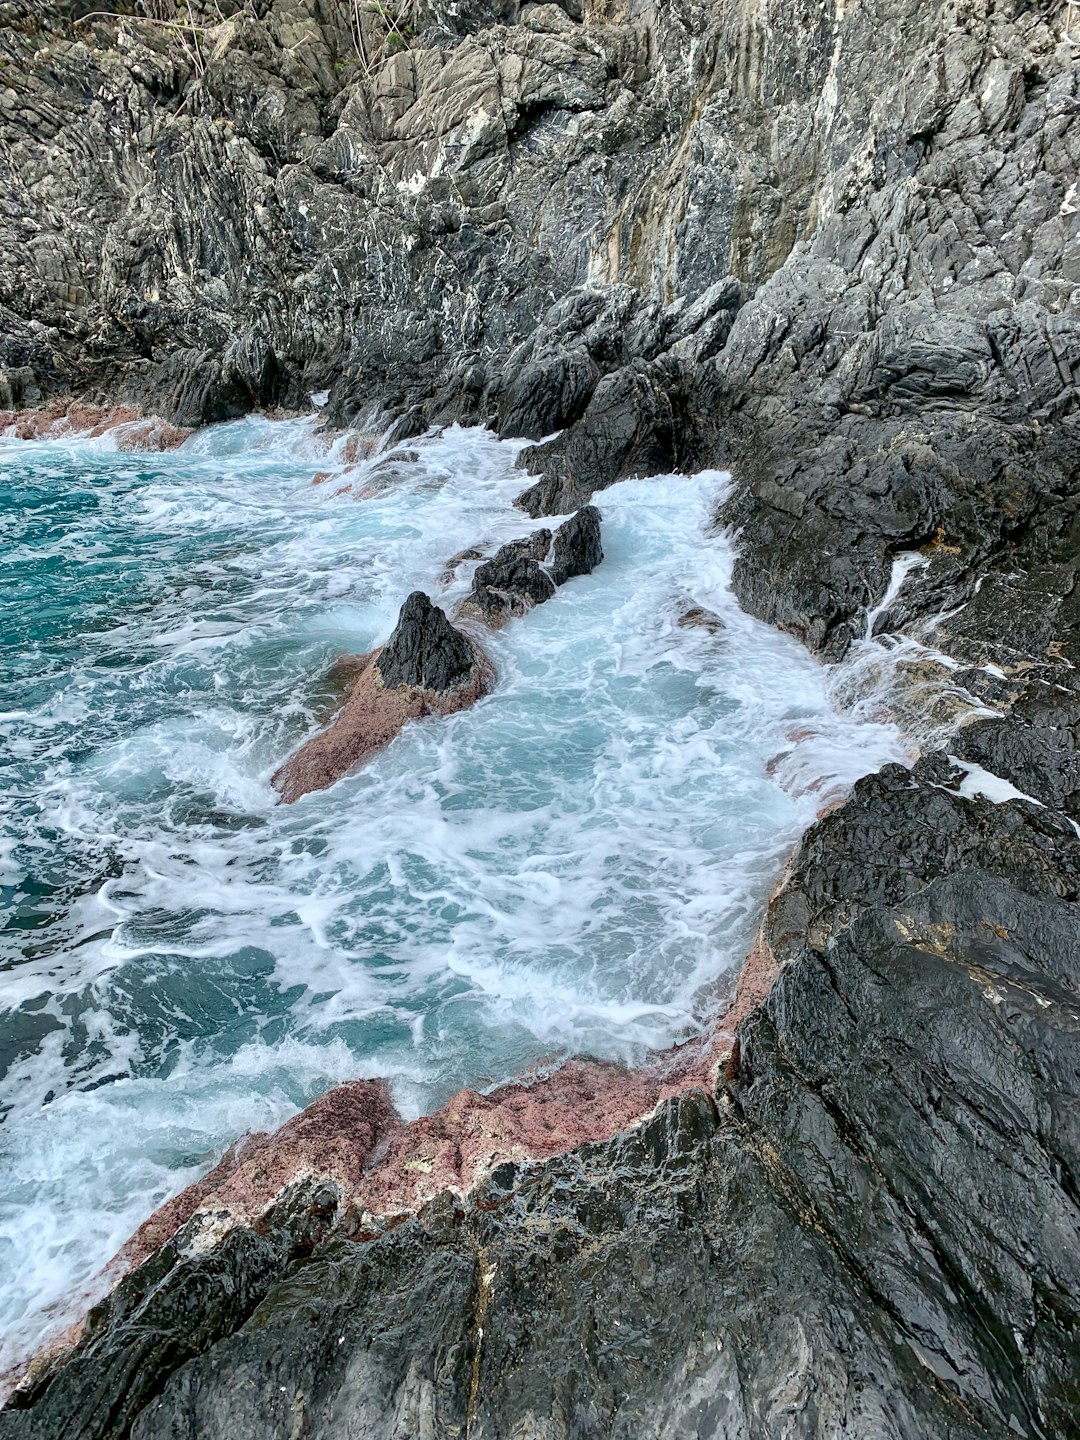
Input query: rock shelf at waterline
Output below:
<box><xmin>0</xmin><ymin>417</ymin><xmax>921</xmax><ymax>1383</ymax></box>
<box><xmin>6</xmin><ymin>877</ymin><xmax>781</xmax><ymax>1407</ymax></box>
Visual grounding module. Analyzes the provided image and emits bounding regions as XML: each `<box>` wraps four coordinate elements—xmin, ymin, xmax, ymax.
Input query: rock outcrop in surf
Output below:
<box><xmin>273</xmin><ymin>504</ymin><xmax>605</xmax><ymax>798</ymax></box>
<box><xmin>550</xmin><ymin>505</ymin><xmax>603</xmax><ymax>587</ymax></box>
<box><xmin>374</xmin><ymin>591</ymin><xmax>477</xmax><ymax>693</ymax></box>
<box><xmin>463</xmin><ymin>531</ymin><xmax>557</xmax><ymax>625</ymax></box>
<box><xmin>460</xmin><ymin>506</ymin><xmax>604</xmax><ymax>624</ymax></box>
<box><xmin>272</xmin><ymin>593</ymin><xmax>491</xmax><ymax>803</ymax></box>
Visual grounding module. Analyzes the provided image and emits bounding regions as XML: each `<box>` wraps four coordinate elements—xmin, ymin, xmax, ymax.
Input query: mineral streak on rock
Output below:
<box><xmin>273</xmin><ymin>594</ymin><xmax>491</xmax><ymax>802</ymax></box>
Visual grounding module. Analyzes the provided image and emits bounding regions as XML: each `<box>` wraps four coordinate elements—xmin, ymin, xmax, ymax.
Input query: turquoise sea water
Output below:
<box><xmin>0</xmin><ymin>417</ymin><xmax>906</xmax><ymax>1371</ymax></box>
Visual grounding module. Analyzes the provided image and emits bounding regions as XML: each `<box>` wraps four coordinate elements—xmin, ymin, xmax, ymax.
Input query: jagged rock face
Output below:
<box><xmin>463</xmin><ymin>509</ymin><xmax>602</xmax><ymax>622</ymax></box>
<box><xmin>4</xmin><ymin>2</ymin><xmax>1076</xmax><ymax>561</ymax></box>
<box><xmin>0</xmin><ymin>0</ymin><xmax>706</xmax><ymax>421</ymax></box>
<box><xmin>374</xmin><ymin>591</ymin><xmax>476</xmax><ymax>692</ymax></box>
<box><xmin>4</xmin><ymin>0</ymin><xmax>1080</xmax><ymax>1435</ymax></box>
<box><xmin>4</xmin><ymin>758</ymin><xmax>1078</xmax><ymax>1440</ymax></box>
<box><xmin>550</xmin><ymin>504</ymin><xmax>602</xmax><ymax>586</ymax></box>
<box><xmin>467</xmin><ymin>531</ymin><xmax>556</xmax><ymax>623</ymax></box>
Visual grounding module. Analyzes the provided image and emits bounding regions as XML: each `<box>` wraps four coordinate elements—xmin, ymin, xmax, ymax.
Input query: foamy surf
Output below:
<box><xmin>2</xmin><ymin>418</ymin><xmax>910</xmax><ymax>1373</ymax></box>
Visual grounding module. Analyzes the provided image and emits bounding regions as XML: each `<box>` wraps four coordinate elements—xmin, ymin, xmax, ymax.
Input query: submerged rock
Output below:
<box><xmin>678</xmin><ymin>606</ymin><xmax>725</xmax><ymax>635</ymax></box>
<box><xmin>272</xmin><ymin>595</ymin><xmax>490</xmax><ymax>803</ymax></box>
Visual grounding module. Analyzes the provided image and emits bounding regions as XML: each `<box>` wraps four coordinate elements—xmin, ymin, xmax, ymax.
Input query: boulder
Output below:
<box><xmin>550</xmin><ymin>506</ymin><xmax>602</xmax><ymax>586</ymax></box>
<box><xmin>374</xmin><ymin>591</ymin><xmax>477</xmax><ymax>692</ymax></box>
<box><xmin>465</xmin><ymin>531</ymin><xmax>555</xmax><ymax>624</ymax></box>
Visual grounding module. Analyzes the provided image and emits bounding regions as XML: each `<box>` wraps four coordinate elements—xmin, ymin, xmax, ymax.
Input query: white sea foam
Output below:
<box><xmin>1</xmin><ymin>420</ymin><xmax>912</xmax><ymax>1374</ymax></box>
<box><xmin>947</xmin><ymin>757</ymin><xmax>1043</xmax><ymax>807</ymax></box>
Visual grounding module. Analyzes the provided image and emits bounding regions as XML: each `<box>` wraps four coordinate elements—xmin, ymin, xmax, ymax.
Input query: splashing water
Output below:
<box><xmin>0</xmin><ymin>417</ymin><xmax>908</xmax><ymax>1371</ymax></box>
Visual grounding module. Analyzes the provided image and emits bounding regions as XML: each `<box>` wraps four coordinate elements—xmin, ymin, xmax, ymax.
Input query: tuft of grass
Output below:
<box><xmin>348</xmin><ymin>0</ymin><xmax>419</xmax><ymax>78</ymax></box>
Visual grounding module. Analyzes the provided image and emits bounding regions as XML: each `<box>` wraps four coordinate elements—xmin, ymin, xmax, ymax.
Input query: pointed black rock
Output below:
<box><xmin>375</xmin><ymin>592</ymin><xmax>475</xmax><ymax>692</ymax></box>
<box><xmin>551</xmin><ymin>506</ymin><xmax>603</xmax><ymax>587</ymax></box>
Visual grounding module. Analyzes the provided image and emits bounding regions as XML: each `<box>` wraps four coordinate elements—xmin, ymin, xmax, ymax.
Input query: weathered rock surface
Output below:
<box><xmin>272</xmin><ymin>594</ymin><xmax>490</xmax><ymax>801</ymax></box>
<box><xmin>4</xmin><ymin>0</ymin><xmax>1080</xmax><ymax>1434</ymax></box>
<box><xmin>460</xmin><ymin>508</ymin><xmax>602</xmax><ymax>622</ymax></box>
<box><xmin>463</xmin><ymin>529</ymin><xmax>556</xmax><ymax>624</ymax></box>
<box><xmin>5</xmin><ymin>758</ymin><xmax>1078</xmax><ymax>1439</ymax></box>
<box><xmin>550</xmin><ymin>503</ymin><xmax>602</xmax><ymax>586</ymax></box>
<box><xmin>374</xmin><ymin>590</ymin><xmax>477</xmax><ymax>692</ymax></box>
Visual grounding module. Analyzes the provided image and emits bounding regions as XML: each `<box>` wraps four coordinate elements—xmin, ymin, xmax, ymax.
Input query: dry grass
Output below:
<box><xmin>348</xmin><ymin>0</ymin><xmax>420</xmax><ymax>78</ymax></box>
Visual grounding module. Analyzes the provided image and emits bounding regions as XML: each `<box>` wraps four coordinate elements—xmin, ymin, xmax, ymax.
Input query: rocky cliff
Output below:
<box><xmin>2</xmin><ymin>0</ymin><xmax>1079</xmax><ymax>1436</ymax></box>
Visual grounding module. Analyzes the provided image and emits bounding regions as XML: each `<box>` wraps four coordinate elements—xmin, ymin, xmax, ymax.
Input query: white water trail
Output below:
<box><xmin>864</xmin><ymin>551</ymin><xmax>930</xmax><ymax>639</ymax></box>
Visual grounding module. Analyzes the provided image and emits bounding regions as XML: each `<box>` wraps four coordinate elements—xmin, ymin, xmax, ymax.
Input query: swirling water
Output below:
<box><xmin>0</xmin><ymin>417</ymin><xmax>907</xmax><ymax>1370</ymax></box>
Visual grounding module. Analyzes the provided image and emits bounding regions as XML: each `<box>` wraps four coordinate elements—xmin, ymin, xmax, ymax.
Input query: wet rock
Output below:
<box><xmin>550</xmin><ymin>505</ymin><xmax>602</xmax><ymax>586</ymax></box>
<box><xmin>374</xmin><ymin>592</ymin><xmax>476</xmax><ymax>693</ymax></box>
<box><xmin>5</xmin><ymin>0</ymin><xmax>1080</xmax><ymax>1432</ymax></box>
<box><xmin>464</xmin><ymin>531</ymin><xmax>555</xmax><ymax>625</ymax></box>
<box><xmin>677</xmin><ymin>605</ymin><xmax>725</xmax><ymax>635</ymax></box>
<box><xmin>454</xmin><ymin>513</ymin><xmax>601</xmax><ymax>626</ymax></box>
<box><xmin>272</xmin><ymin>596</ymin><xmax>490</xmax><ymax>802</ymax></box>
<box><xmin>953</xmin><ymin>714</ymin><xmax>1080</xmax><ymax>821</ymax></box>
<box><xmin>516</xmin><ymin>364</ymin><xmax>677</xmax><ymax>517</ymax></box>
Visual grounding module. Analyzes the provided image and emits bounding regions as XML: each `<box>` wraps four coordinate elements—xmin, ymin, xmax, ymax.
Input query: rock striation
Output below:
<box><xmin>2</xmin><ymin>0</ymin><xmax>1080</xmax><ymax>1435</ymax></box>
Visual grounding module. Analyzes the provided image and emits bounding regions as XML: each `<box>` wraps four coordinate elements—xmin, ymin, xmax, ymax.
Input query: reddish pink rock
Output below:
<box><xmin>272</xmin><ymin>642</ymin><xmax>492</xmax><ymax>802</ymax></box>
<box><xmin>0</xmin><ymin>403</ymin><xmax>191</xmax><ymax>449</ymax></box>
<box><xmin>116</xmin><ymin>1080</ymin><xmax>400</xmax><ymax>1268</ymax></box>
<box><xmin>274</xmin><ymin>592</ymin><xmax>494</xmax><ymax>802</ymax></box>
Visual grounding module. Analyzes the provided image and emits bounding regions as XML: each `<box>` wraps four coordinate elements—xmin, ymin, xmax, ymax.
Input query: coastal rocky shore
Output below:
<box><xmin>2</xmin><ymin>0</ymin><xmax>1079</xmax><ymax>1436</ymax></box>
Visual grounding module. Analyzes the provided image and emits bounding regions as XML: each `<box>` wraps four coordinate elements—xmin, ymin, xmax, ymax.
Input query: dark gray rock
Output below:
<box><xmin>516</xmin><ymin>363</ymin><xmax>677</xmax><ymax>517</ymax></box>
<box><xmin>467</xmin><ymin>531</ymin><xmax>555</xmax><ymax>622</ymax></box>
<box><xmin>550</xmin><ymin>505</ymin><xmax>602</xmax><ymax>586</ymax></box>
<box><xmin>374</xmin><ymin>592</ymin><xmax>476</xmax><ymax>691</ymax></box>
<box><xmin>5</xmin><ymin>768</ymin><xmax>1079</xmax><ymax>1440</ymax></box>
